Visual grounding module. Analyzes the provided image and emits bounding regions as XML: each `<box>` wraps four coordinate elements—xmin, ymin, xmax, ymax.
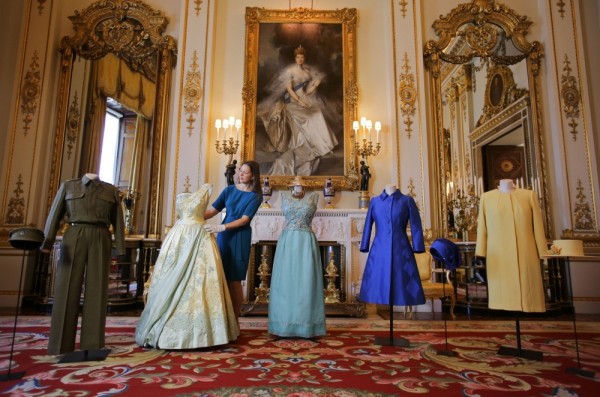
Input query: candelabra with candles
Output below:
<box><xmin>448</xmin><ymin>182</ymin><xmax>480</xmax><ymax>241</ymax></box>
<box><xmin>353</xmin><ymin>117</ymin><xmax>382</xmax><ymax>209</ymax></box>
<box><xmin>215</xmin><ymin>116</ymin><xmax>242</xmax><ymax>182</ymax></box>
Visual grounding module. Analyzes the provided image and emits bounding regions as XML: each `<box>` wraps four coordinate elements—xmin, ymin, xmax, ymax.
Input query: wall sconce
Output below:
<box><xmin>215</xmin><ymin>116</ymin><xmax>241</xmax><ymax>184</ymax></box>
<box><xmin>353</xmin><ymin>117</ymin><xmax>382</xmax><ymax>209</ymax></box>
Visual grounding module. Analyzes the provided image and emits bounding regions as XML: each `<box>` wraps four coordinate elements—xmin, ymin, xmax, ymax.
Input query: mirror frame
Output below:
<box><xmin>424</xmin><ymin>0</ymin><xmax>551</xmax><ymax>238</ymax></box>
<box><xmin>47</xmin><ymin>0</ymin><xmax>177</xmax><ymax>238</ymax></box>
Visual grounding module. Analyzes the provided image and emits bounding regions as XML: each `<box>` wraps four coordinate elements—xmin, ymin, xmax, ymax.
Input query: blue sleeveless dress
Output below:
<box><xmin>268</xmin><ymin>192</ymin><xmax>326</xmax><ymax>338</ymax></box>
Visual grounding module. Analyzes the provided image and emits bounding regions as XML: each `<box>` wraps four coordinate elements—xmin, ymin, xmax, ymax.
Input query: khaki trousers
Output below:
<box><xmin>48</xmin><ymin>225</ymin><xmax>112</xmax><ymax>355</ymax></box>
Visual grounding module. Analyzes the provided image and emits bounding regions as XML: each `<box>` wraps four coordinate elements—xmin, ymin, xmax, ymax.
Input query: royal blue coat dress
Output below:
<box><xmin>359</xmin><ymin>189</ymin><xmax>426</xmax><ymax>306</ymax></box>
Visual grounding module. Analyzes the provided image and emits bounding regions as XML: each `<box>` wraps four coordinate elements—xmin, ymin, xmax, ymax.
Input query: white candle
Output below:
<box><xmin>222</xmin><ymin>119</ymin><xmax>230</xmax><ymax>139</ymax></box>
<box><xmin>215</xmin><ymin>119</ymin><xmax>222</xmax><ymax>141</ymax></box>
<box><xmin>235</xmin><ymin>119</ymin><xmax>242</xmax><ymax>141</ymax></box>
<box><xmin>375</xmin><ymin>121</ymin><xmax>381</xmax><ymax>143</ymax></box>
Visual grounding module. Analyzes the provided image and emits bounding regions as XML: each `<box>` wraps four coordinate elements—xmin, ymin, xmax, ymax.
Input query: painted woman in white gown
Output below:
<box><xmin>135</xmin><ymin>183</ymin><xmax>239</xmax><ymax>349</ymax></box>
<box><xmin>257</xmin><ymin>45</ymin><xmax>338</xmax><ymax>176</ymax></box>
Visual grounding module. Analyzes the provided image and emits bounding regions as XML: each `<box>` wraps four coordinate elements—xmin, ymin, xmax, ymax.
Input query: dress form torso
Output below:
<box><xmin>498</xmin><ymin>179</ymin><xmax>515</xmax><ymax>193</ymax></box>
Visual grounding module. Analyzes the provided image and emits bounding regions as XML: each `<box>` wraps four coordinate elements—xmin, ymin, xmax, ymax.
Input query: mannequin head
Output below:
<box><xmin>385</xmin><ymin>184</ymin><xmax>397</xmax><ymax>195</ymax></box>
<box><xmin>288</xmin><ymin>176</ymin><xmax>306</xmax><ymax>199</ymax></box>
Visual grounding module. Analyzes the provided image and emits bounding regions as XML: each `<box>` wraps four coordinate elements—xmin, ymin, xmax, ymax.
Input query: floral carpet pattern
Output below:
<box><xmin>0</xmin><ymin>316</ymin><xmax>599</xmax><ymax>396</ymax></box>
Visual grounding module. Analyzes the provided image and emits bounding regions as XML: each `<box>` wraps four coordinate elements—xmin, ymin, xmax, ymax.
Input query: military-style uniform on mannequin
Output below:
<box><xmin>41</xmin><ymin>173</ymin><xmax>125</xmax><ymax>359</ymax></box>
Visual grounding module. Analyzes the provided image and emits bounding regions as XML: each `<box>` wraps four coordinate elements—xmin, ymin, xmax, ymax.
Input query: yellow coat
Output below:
<box><xmin>475</xmin><ymin>188</ymin><xmax>548</xmax><ymax>312</ymax></box>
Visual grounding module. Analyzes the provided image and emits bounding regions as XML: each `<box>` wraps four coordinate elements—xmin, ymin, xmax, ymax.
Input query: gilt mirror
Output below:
<box><xmin>424</xmin><ymin>0</ymin><xmax>551</xmax><ymax>239</ymax></box>
<box><xmin>47</xmin><ymin>0</ymin><xmax>176</xmax><ymax>238</ymax></box>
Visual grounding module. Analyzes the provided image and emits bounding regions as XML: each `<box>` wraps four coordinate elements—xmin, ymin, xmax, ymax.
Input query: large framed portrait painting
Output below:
<box><xmin>241</xmin><ymin>7</ymin><xmax>358</xmax><ymax>190</ymax></box>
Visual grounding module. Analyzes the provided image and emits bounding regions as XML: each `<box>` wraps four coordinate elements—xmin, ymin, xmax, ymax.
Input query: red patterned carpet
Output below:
<box><xmin>1</xmin><ymin>316</ymin><xmax>599</xmax><ymax>396</ymax></box>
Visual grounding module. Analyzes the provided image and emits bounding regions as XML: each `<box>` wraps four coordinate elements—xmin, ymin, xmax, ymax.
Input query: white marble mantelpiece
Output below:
<box><xmin>250</xmin><ymin>208</ymin><xmax>369</xmax><ymax>308</ymax></box>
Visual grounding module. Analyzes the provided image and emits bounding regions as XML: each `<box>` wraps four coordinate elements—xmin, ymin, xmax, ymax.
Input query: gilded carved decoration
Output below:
<box><xmin>20</xmin><ymin>51</ymin><xmax>41</xmax><ymax>136</ymax></box>
<box><xmin>4</xmin><ymin>175</ymin><xmax>25</xmax><ymax>225</ymax></box>
<box><xmin>556</xmin><ymin>1</ymin><xmax>566</xmax><ymax>18</ymax></box>
<box><xmin>66</xmin><ymin>92</ymin><xmax>80</xmax><ymax>159</ymax></box>
<box><xmin>194</xmin><ymin>0</ymin><xmax>203</xmax><ymax>16</ymax></box>
<box><xmin>574</xmin><ymin>179</ymin><xmax>595</xmax><ymax>231</ymax></box>
<box><xmin>407</xmin><ymin>178</ymin><xmax>416</xmax><ymax>199</ymax></box>
<box><xmin>183</xmin><ymin>176</ymin><xmax>191</xmax><ymax>193</ymax></box>
<box><xmin>561</xmin><ymin>54</ymin><xmax>581</xmax><ymax>141</ymax></box>
<box><xmin>477</xmin><ymin>64</ymin><xmax>527</xmax><ymax>126</ymax></box>
<box><xmin>398</xmin><ymin>53</ymin><xmax>416</xmax><ymax>138</ymax></box>
<box><xmin>62</xmin><ymin>0</ymin><xmax>176</xmax><ymax>83</ymax></box>
<box><xmin>184</xmin><ymin>51</ymin><xmax>202</xmax><ymax>136</ymax></box>
<box><xmin>37</xmin><ymin>0</ymin><xmax>47</xmax><ymax>15</ymax></box>
<box><xmin>399</xmin><ymin>1</ymin><xmax>408</xmax><ymax>18</ymax></box>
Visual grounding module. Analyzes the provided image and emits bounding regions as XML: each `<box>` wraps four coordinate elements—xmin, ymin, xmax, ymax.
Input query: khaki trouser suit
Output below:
<box><xmin>42</xmin><ymin>175</ymin><xmax>125</xmax><ymax>355</ymax></box>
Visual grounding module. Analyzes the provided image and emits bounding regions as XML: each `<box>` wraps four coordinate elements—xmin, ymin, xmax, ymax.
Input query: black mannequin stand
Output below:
<box><xmin>0</xmin><ymin>248</ymin><xmax>28</xmax><ymax>381</ymax></box>
<box><xmin>374</xmin><ymin>303</ymin><xmax>410</xmax><ymax>347</ymax></box>
<box><xmin>374</xmin><ymin>266</ymin><xmax>409</xmax><ymax>347</ymax></box>
<box><xmin>497</xmin><ymin>313</ymin><xmax>543</xmax><ymax>361</ymax></box>
<box><xmin>59</xmin><ymin>349</ymin><xmax>111</xmax><ymax>363</ymax></box>
<box><xmin>2</xmin><ymin>228</ymin><xmax>45</xmax><ymax>381</ymax></box>
<box><xmin>562</xmin><ymin>256</ymin><xmax>595</xmax><ymax>378</ymax></box>
<box><xmin>436</xmin><ymin>267</ymin><xmax>456</xmax><ymax>357</ymax></box>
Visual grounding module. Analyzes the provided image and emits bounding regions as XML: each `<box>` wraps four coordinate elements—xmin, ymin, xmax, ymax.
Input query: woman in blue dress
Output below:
<box><xmin>204</xmin><ymin>160</ymin><xmax>263</xmax><ymax>320</ymax></box>
<box><xmin>359</xmin><ymin>184</ymin><xmax>426</xmax><ymax>307</ymax></box>
<box><xmin>268</xmin><ymin>177</ymin><xmax>326</xmax><ymax>338</ymax></box>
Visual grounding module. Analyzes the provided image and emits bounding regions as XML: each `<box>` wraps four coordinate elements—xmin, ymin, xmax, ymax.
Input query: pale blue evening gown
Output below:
<box><xmin>135</xmin><ymin>184</ymin><xmax>239</xmax><ymax>349</ymax></box>
<box><xmin>268</xmin><ymin>191</ymin><xmax>326</xmax><ymax>337</ymax></box>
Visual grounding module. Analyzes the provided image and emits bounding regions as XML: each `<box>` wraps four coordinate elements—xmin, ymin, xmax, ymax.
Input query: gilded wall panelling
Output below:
<box><xmin>183</xmin><ymin>51</ymin><xmax>202</xmax><ymax>136</ymax></box>
<box><xmin>168</xmin><ymin>0</ymin><xmax>212</xmax><ymax>227</ymax></box>
<box><xmin>1</xmin><ymin>0</ymin><xmax>53</xmax><ymax>241</ymax></box>
<box><xmin>574</xmin><ymin>179</ymin><xmax>594</xmax><ymax>231</ymax></box>
<box><xmin>561</xmin><ymin>54</ymin><xmax>581</xmax><ymax>141</ymax></box>
<box><xmin>65</xmin><ymin>93</ymin><xmax>80</xmax><ymax>159</ymax></box>
<box><xmin>20</xmin><ymin>51</ymin><xmax>41</xmax><ymax>135</ymax></box>
<box><xmin>399</xmin><ymin>53</ymin><xmax>417</xmax><ymax>139</ymax></box>
<box><xmin>392</xmin><ymin>0</ymin><xmax>428</xmax><ymax>229</ymax></box>
<box><xmin>4</xmin><ymin>175</ymin><xmax>25</xmax><ymax>225</ymax></box>
<box><xmin>549</xmin><ymin>0</ymin><xmax>599</xmax><ymax>242</ymax></box>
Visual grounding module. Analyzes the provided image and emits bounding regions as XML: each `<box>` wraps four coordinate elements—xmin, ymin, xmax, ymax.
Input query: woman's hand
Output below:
<box><xmin>204</xmin><ymin>224</ymin><xmax>226</xmax><ymax>234</ymax></box>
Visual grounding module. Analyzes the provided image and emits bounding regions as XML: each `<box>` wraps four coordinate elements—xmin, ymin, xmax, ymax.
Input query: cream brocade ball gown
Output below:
<box><xmin>135</xmin><ymin>183</ymin><xmax>239</xmax><ymax>349</ymax></box>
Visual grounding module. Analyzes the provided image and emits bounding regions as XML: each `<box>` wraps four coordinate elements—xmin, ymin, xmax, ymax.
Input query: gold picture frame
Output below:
<box><xmin>241</xmin><ymin>7</ymin><xmax>359</xmax><ymax>190</ymax></box>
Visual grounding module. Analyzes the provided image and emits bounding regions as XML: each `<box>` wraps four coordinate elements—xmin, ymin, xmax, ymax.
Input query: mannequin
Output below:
<box><xmin>268</xmin><ymin>178</ymin><xmax>325</xmax><ymax>338</ymax></box>
<box><xmin>359</xmin><ymin>184</ymin><xmax>425</xmax><ymax>346</ymax></box>
<box><xmin>476</xmin><ymin>176</ymin><xmax>547</xmax><ymax>359</ymax></box>
<box><xmin>41</xmin><ymin>173</ymin><xmax>125</xmax><ymax>359</ymax></box>
<box><xmin>498</xmin><ymin>179</ymin><xmax>515</xmax><ymax>193</ymax></box>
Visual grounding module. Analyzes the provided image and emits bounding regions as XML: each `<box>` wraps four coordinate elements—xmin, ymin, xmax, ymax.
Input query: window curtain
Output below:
<box><xmin>78</xmin><ymin>53</ymin><xmax>156</xmax><ymax>178</ymax></box>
